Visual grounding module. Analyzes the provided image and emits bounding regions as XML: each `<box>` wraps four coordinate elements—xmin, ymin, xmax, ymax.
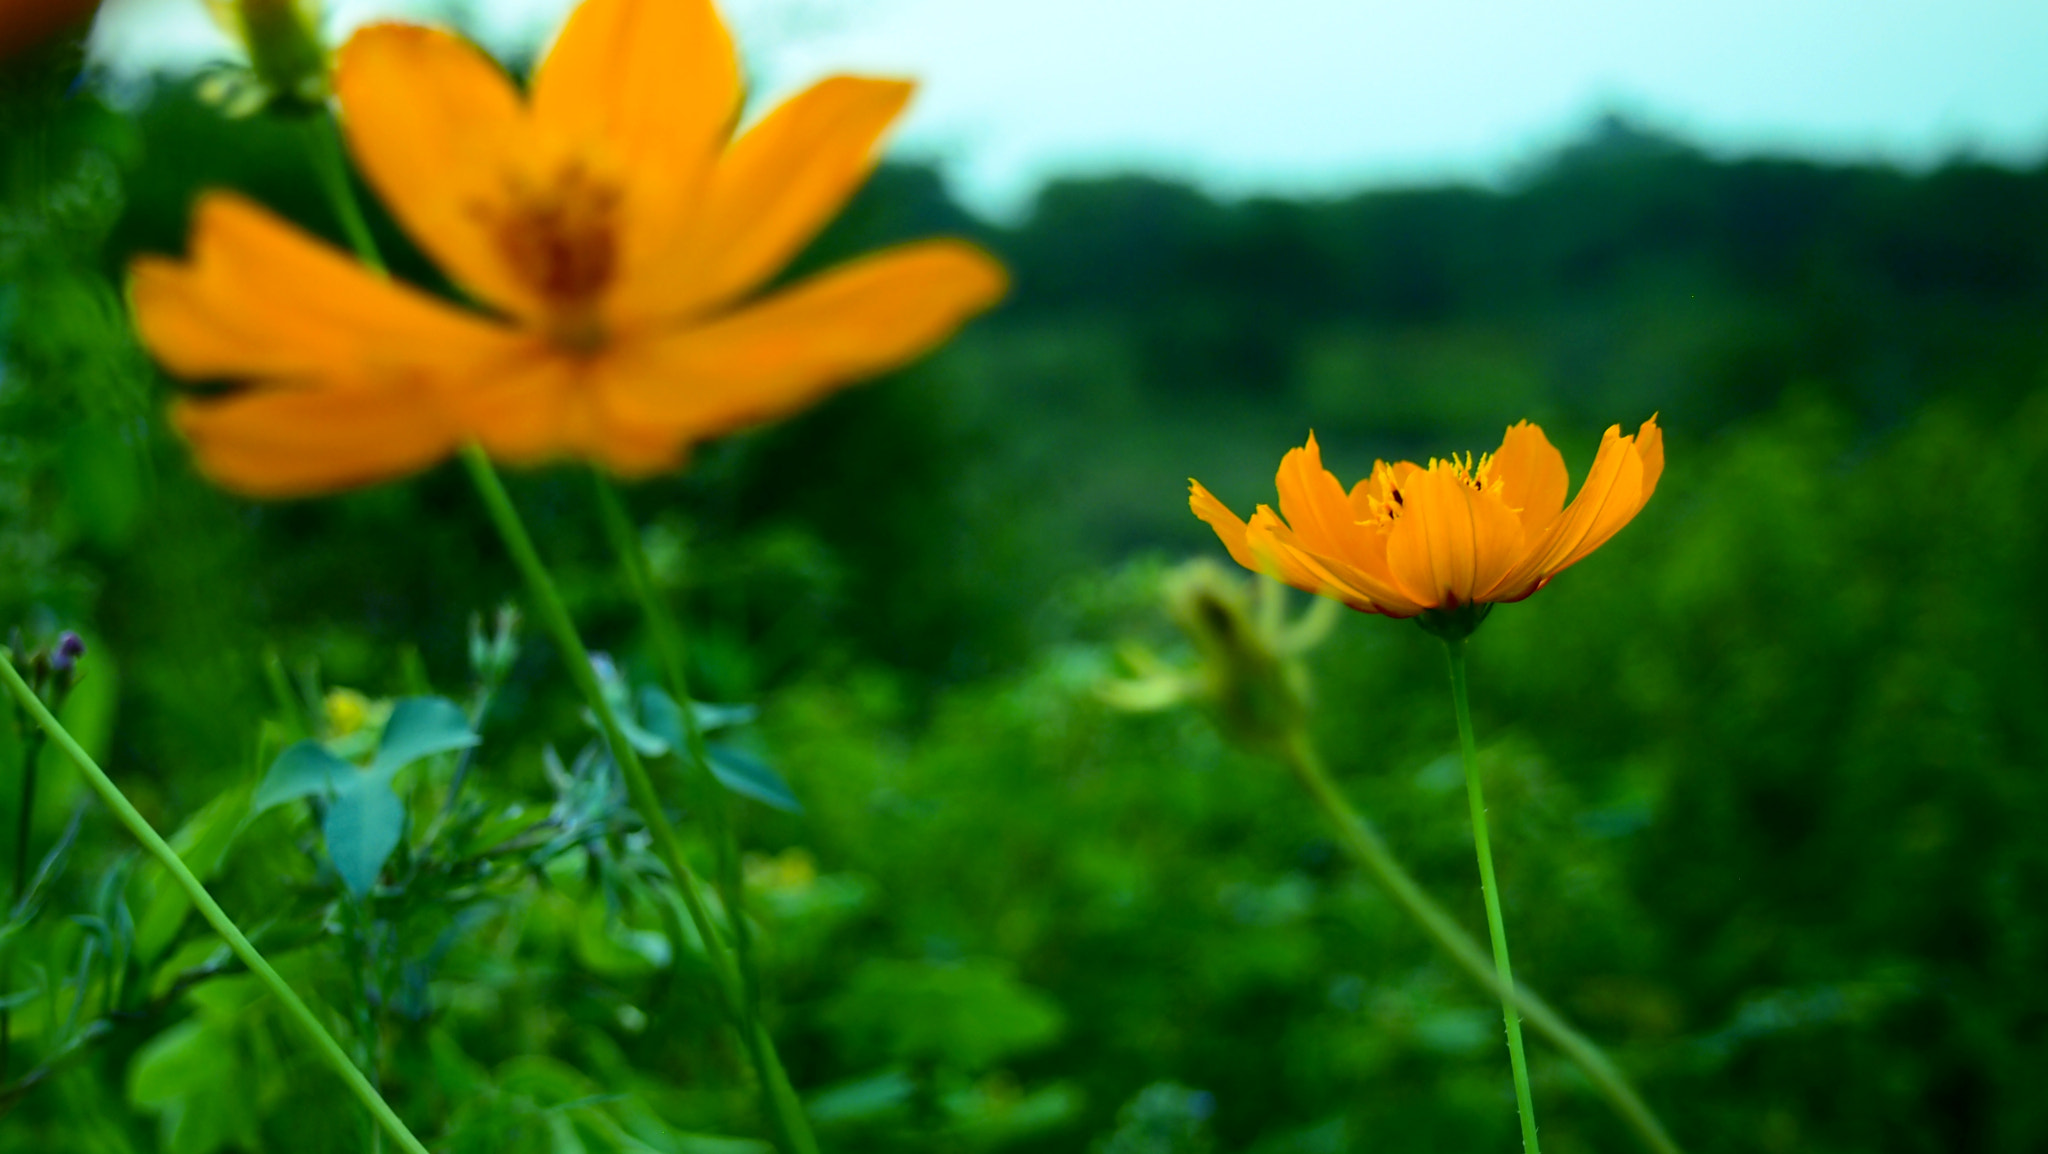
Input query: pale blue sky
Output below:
<box><xmin>91</xmin><ymin>0</ymin><xmax>2048</xmax><ymax>219</ymax></box>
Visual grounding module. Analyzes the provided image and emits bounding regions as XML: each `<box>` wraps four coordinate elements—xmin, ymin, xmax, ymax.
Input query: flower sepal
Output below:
<box><xmin>1414</xmin><ymin>601</ymin><xmax>1493</xmax><ymax>642</ymax></box>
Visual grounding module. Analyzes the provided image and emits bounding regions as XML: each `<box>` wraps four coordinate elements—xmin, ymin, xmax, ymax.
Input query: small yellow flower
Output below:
<box><xmin>1191</xmin><ymin>418</ymin><xmax>1662</xmax><ymax>629</ymax></box>
<box><xmin>322</xmin><ymin>687</ymin><xmax>372</xmax><ymax>737</ymax></box>
<box><xmin>132</xmin><ymin>0</ymin><xmax>1007</xmax><ymax>497</ymax></box>
<box><xmin>745</xmin><ymin>847</ymin><xmax>817</xmax><ymax>894</ymax></box>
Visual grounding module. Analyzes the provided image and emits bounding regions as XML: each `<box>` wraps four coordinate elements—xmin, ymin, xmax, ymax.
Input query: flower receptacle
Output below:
<box><xmin>1415</xmin><ymin>601</ymin><xmax>1494</xmax><ymax>642</ymax></box>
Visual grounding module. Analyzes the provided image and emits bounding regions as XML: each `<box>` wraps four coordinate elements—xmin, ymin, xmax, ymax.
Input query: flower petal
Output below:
<box><xmin>1547</xmin><ymin>416</ymin><xmax>1661</xmax><ymax>571</ymax></box>
<box><xmin>1275</xmin><ymin>433</ymin><xmax>1362</xmax><ymax>554</ymax></box>
<box><xmin>1385</xmin><ymin>463</ymin><xmax>1526</xmax><ymax>609</ymax></box>
<box><xmin>334</xmin><ymin>24</ymin><xmax>539</xmax><ymax>318</ymax></box>
<box><xmin>1190</xmin><ymin>479</ymin><xmax>1259</xmax><ymax>571</ymax></box>
<box><xmin>1251</xmin><ymin>507</ymin><xmax>1427</xmax><ymax>617</ymax></box>
<box><xmin>1632</xmin><ymin>414</ymin><xmax>1665</xmax><ymax>512</ymax></box>
<box><xmin>172</xmin><ymin>380</ymin><xmax>460</xmax><ymax>498</ymax></box>
<box><xmin>532</xmin><ymin>0</ymin><xmax>739</xmax><ymax>272</ymax></box>
<box><xmin>621</xmin><ymin>76</ymin><xmax>916</xmax><ymax>322</ymax></box>
<box><xmin>415</xmin><ymin>341</ymin><xmax>577</xmax><ymax>463</ymax></box>
<box><xmin>598</xmin><ymin>240</ymin><xmax>1006</xmax><ymax>446</ymax></box>
<box><xmin>1490</xmin><ymin>420</ymin><xmax>1568</xmax><ymax>535</ymax></box>
<box><xmin>129</xmin><ymin>192</ymin><xmax>509</xmax><ymax>380</ymax></box>
<box><xmin>1486</xmin><ymin>423</ymin><xmax>1648</xmax><ymax>598</ymax></box>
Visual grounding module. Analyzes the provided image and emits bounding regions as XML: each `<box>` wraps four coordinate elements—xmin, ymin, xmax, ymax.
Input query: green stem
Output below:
<box><xmin>303</xmin><ymin>116</ymin><xmax>385</xmax><ymax>275</ymax></box>
<box><xmin>0</xmin><ymin>656</ymin><xmax>430</xmax><ymax>1154</ymax></box>
<box><xmin>1445</xmin><ymin>640</ymin><xmax>1540</xmax><ymax>1153</ymax></box>
<box><xmin>591</xmin><ymin>475</ymin><xmax>767</xmax><ymax>1047</ymax></box>
<box><xmin>464</xmin><ymin>449</ymin><xmax>818</xmax><ymax>1154</ymax></box>
<box><xmin>1280</xmin><ymin>728</ymin><xmax>1681</xmax><ymax>1154</ymax></box>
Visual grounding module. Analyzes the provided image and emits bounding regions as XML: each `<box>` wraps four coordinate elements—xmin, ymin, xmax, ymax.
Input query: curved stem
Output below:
<box><xmin>463</xmin><ymin>448</ymin><xmax>818</xmax><ymax>1154</ymax></box>
<box><xmin>589</xmin><ymin>477</ymin><xmax>764</xmax><ymax>1034</ymax></box>
<box><xmin>1279</xmin><ymin>727</ymin><xmax>1682</xmax><ymax>1154</ymax></box>
<box><xmin>303</xmin><ymin>115</ymin><xmax>384</xmax><ymax>275</ymax></box>
<box><xmin>1446</xmin><ymin>640</ymin><xmax>1540</xmax><ymax>1152</ymax></box>
<box><xmin>0</xmin><ymin>657</ymin><xmax>430</xmax><ymax>1154</ymax></box>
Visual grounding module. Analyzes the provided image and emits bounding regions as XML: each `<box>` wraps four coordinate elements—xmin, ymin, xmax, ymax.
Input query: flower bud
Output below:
<box><xmin>50</xmin><ymin>631</ymin><xmax>84</xmax><ymax>675</ymax></box>
<box><xmin>468</xmin><ymin>604</ymin><xmax>522</xmax><ymax>684</ymax></box>
<box><xmin>202</xmin><ymin>0</ymin><xmax>329</xmax><ymax>113</ymax></box>
<box><xmin>1103</xmin><ymin>561</ymin><xmax>1338</xmax><ymax>753</ymax></box>
<box><xmin>323</xmin><ymin>687</ymin><xmax>373</xmax><ymax>737</ymax></box>
<box><xmin>1164</xmin><ymin>562</ymin><xmax>1309</xmax><ymax>748</ymax></box>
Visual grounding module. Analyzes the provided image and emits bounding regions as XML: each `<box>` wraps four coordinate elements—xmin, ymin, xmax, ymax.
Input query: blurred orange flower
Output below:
<box><xmin>1191</xmin><ymin>418</ymin><xmax>1662</xmax><ymax>624</ymax></box>
<box><xmin>131</xmin><ymin>0</ymin><xmax>1007</xmax><ymax>497</ymax></box>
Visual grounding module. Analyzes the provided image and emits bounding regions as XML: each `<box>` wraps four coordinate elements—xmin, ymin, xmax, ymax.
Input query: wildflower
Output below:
<box><xmin>322</xmin><ymin>687</ymin><xmax>374</xmax><ymax>737</ymax></box>
<box><xmin>131</xmin><ymin>0</ymin><xmax>1008</xmax><ymax>497</ymax></box>
<box><xmin>1191</xmin><ymin>418</ymin><xmax>1661</xmax><ymax>638</ymax></box>
<box><xmin>50</xmin><ymin>631</ymin><xmax>85</xmax><ymax>676</ymax></box>
<box><xmin>745</xmin><ymin>847</ymin><xmax>817</xmax><ymax>895</ymax></box>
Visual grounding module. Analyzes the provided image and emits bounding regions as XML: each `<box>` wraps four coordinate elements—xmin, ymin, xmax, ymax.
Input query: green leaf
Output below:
<box><xmin>824</xmin><ymin>958</ymin><xmax>1065</xmax><ymax>1071</ymax></box>
<box><xmin>585</xmin><ymin>685</ymin><xmax>669</xmax><ymax>756</ymax></box>
<box><xmin>636</xmin><ymin>687</ymin><xmax>792</xmax><ymax>809</ymax></box>
<box><xmin>638</xmin><ymin>686</ymin><xmax>757</xmax><ymax>743</ymax></box>
<box><xmin>324</xmin><ymin>784</ymin><xmax>406</xmax><ymax>896</ymax></box>
<box><xmin>706</xmin><ymin>744</ymin><xmax>801</xmax><ymax>813</ymax></box>
<box><xmin>127</xmin><ymin>1016</ymin><xmax>258</xmax><ymax>1154</ymax></box>
<box><xmin>370</xmin><ymin>696</ymin><xmax>479</xmax><ymax>776</ymax></box>
<box><xmin>692</xmin><ymin>700</ymin><xmax>758</xmax><ymax>731</ymax></box>
<box><xmin>616</xmin><ymin>714</ymin><xmax>672</xmax><ymax>758</ymax></box>
<box><xmin>806</xmin><ymin>1068</ymin><xmax>917</xmax><ymax>1126</ymax></box>
<box><xmin>128</xmin><ymin>1021</ymin><xmax>215</xmax><ymax>1108</ymax></box>
<box><xmin>636</xmin><ymin>686</ymin><xmax>686</xmax><ymax>754</ymax></box>
<box><xmin>250</xmin><ymin>741</ymin><xmax>354</xmax><ymax>814</ymax></box>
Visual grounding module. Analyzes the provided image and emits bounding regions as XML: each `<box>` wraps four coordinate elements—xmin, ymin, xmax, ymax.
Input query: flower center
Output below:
<box><xmin>477</xmin><ymin>158</ymin><xmax>622</xmax><ymax>352</ymax></box>
<box><xmin>1356</xmin><ymin>453</ymin><xmax>1503</xmax><ymax>527</ymax></box>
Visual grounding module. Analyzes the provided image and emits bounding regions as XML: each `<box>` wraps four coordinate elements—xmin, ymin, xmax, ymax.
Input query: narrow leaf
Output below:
<box><xmin>692</xmin><ymin>700</ymin><xmax>758</xmax><ymax>732</ymax></box>
<box><xmin>706</xmin><ymin>744</ymin><xmax>802</xmax><ymax>814</ymax></box>
<box><xmin>638</xmin><ymin>686</ymin><xmax>756</xmax><ymax>743</ymax></box>
<box><xmin>636</xmin><ymin>686</ymin><xmax>686</xmax><ymax>752</ymax></box>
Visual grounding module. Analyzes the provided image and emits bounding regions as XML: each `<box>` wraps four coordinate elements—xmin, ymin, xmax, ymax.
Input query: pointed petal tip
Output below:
<box><xmin>1189</xmin><ymin>478</ymin><xmax>1258</xmax><ymax>571</ymax></box>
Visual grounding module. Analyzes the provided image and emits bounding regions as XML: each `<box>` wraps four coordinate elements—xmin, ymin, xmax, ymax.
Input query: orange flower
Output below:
<box><xmin>131</xmin><ymin>0</ymin><xmax>1007</xmax><ymax>497</ymax></box>
<box><xmin>1190</xmin><ymin>418</ymin><xmax>1662</xmax><ymax>634</ymax></box>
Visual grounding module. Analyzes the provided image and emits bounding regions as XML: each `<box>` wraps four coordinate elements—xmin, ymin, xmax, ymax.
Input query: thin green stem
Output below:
<box><xmin>303</xmin><ymin>116</ymin><xmax>385</xmax><ymax>275</ymax></box>
<box><xmin>0</xmin><ymin>656</ymin><xmax>430</xmax><ymax>1154</ymax></box>
<box><xmin>591</xmin><ymin>476</ymin><xmax>769</xmax><ymax>1045</ymax></box>
<box><xmin>1446</xmin><ymin>640</ymin><xmax>1540</xmax><ymax>1153</ymax></box>
<box><xmin>465</xmin><ymin>449</ymin><xmax>818</xmax><ymax>1154</ymax></box>
<box><xmin>1280</xmin><ymin>728</ymin><xmax>1681</xmax><ymax>1154</ymax></box>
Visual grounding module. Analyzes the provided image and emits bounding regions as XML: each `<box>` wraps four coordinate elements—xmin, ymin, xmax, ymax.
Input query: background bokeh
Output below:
<box><xmin>5</xmin><ymin>5</ymin><xmax>2048</xmax><ymax>1152</ymax></box>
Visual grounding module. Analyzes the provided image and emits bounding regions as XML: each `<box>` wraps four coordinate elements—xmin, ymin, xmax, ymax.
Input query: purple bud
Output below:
<box><xmin>51</xmin><ymin>631</ymin><xmax>84</xmax><ymax>675</ymax></box>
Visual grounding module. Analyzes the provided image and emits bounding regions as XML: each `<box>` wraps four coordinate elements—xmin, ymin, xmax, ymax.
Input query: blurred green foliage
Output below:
<box><xmin>2</xmin><ymin>34</ymin><xmax>2047</xmax><ymax>1154</ymax></box>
